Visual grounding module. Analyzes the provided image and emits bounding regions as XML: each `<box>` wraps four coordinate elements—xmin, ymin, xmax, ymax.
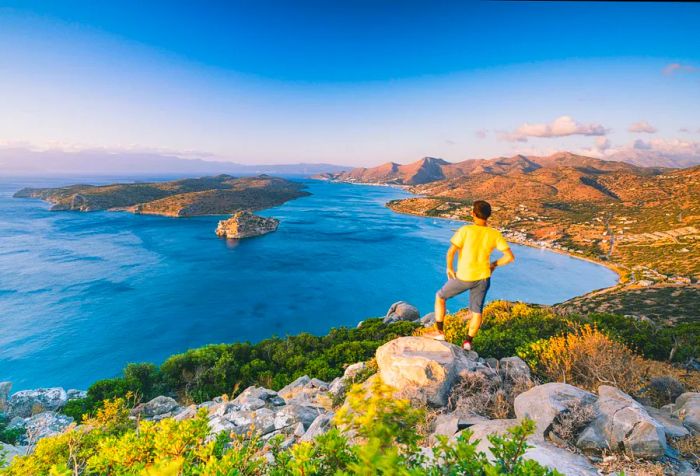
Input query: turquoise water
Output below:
<box><xmin>0</xmin><ymin>178</ymin><xmax>618</xmax><ymax>390</ymax></box>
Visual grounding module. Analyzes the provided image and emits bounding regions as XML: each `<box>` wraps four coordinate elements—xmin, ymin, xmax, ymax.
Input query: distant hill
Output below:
<box><xmin>318</xmin><ymin>152</ymin><xmax>662</xmax><ymax>187</ymax></box>
<box><xmin>14</xmin><ymin>174</ymin><xmax>310</xmax><ymax>217</ymax></box>
<box><xmin>0</xmin><ymin>148</ymin><xmax>349</xmax><ymax>177</ymax></box>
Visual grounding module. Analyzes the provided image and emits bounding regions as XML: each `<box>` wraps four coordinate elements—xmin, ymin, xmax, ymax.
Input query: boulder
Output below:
<box><xmin>674</xmin><ymin>392</ymin><xmax>700</xmax><ymax>433</ymax></box>
<box><xmin>274</xmin><ymin>404</ymin><xmax>323</xmax><ymax>431</ymax></box>
<box><xmin>383</xmin><ymin>301</ymin><xmax>420</xmax><ymax>323</ymax></box>
<box><xmin>215</xmin><ymin>211</ymin><xmax>279</xmax><ymax>239</ymax></box>
<box><xmin>22</xmin><ymin>411</ymin><xmax>73</xmax><ymax>443</ymax></box>
<box><xmin>7</xmin><ymin>388</ymin><xmax>68</xmax><ymax>418</ymax></box>
<box><xmin>514</xmin><ymin>383</ymin><xmax>597</xmax><ymax>434</ymax></box>
<box><xmin>0</xmin><ymin>442</ymin><xmax>26</xmax><ymax>467</ymax></box>
<box><xmin>0</xmin><ymin>382</ymin><xmax>11</xmax><ymax>412</ymax></box>
<box><xmin>420</xmin><ymin>312</ymin><xmax>436</xmax><ymax>328</ymax></box>
<box><xmin>250</xmin><ymin>408</ymin><xmax>276</xmax><ymax>435</ymax></box>
<box><xmin>278</xmin><ymin>376</ymin><xmax>329</xmax><ymax>407</ymax></box>
<box><xmin>433</xmin><ymin>413</ymin><xmax>460</xmax><ymax>438</ymax></box>
<box><xmin>464</xmin><ymin>419</ymin><xmax>598</xmax><ymax>476</ymax></box>
<box><xmin>644</xmin><ymin>405</ymin><xmax>690</xmax><ymax>438</ymax></box>
<box><xmin>375</xmin><ymin>336</ymin><xmax>479</xmax><ymax>407</ymax></box>
<box><xmin>66</xmin><ymin>389</ymin><xmax>88</xmax><ymax>401</ymax></box>
<box><xmin>576</xmin><ymin>385</ymin><xmax>667</xmax><ymax>458</ymax></box>
<box><xmin>301</xmin><ymin>412</ymin><xmax>334</xmax><ymax>442</ymax></box>
<box><xmin>499</xmin><ymin>356</ymin><xmax>531</xmax><ymax>381</ymax></box>
<box><xmin>208</xmin><ymin>415</ymin><xmax>237</xmax><ymax>435</ymax></box>
<box><xmin>131</xmin><ymin>396</ymin><xmax>180</xmax><ymax>419</ymax></box>
<box><xmin>329</xmin><ymin>362</ymin><xmax>368</xmax><ymax>397</ymax></box>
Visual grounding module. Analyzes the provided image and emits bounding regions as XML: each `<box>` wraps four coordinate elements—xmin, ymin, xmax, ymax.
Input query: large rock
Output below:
<box><xmin>131</xmin><ymin>396</ymin><xmax>180</xmax><ymax>419</ymax></box>
<box><xmin>576</xmin><ymin>385</ymin><xmax>667</xmax><ymax>458</ymax></box>
<box><xmin>375</xmin><ymin>336</ymin><xmax>478</xmax><ymax>407</ymax></box>
<box><xmin>383</xmin><ymin>301</ymin><xmax>420</xmax><ymax>323</ymax></box>
<box><xmin>274</xmin><ymin>404</ymin><xmax>323</xmax><ymax>431</ymax></box>
<box><xmin>300</xmin><ymin>412</ymin><xmax>334</xmax><ymax>442</ymax></box>
<box><xmin>644</xmin><ymin>405</ymin><xmax>690</xmax><ymax>438</ymax></box>
<box><xmin>278</xmin><ymin>377</ymin><xmax>328</xmax><ymax>407</ymax></box>
<box><xmin>7</xmin><ymin>388</ymin><xmax>68</xmax><ymax>418</ymax></box>
<box><xmin>0</xmin><ymin>442</ymin><xmax>26</xmax><ymax>467</ymax></box>
<box><xmin>464</xmin><ymin>419</ymin><xmax>598</xmax><ymax>476</ymax></box>
<box><xmin>499</xmin><ymin>356</ymin><xmax>531</xmax><ymax>381</ymax></box>
<box><xmin>514</xmin><ymin>383</ymin><xmax>597</xmax><ymax>434</ymax></box>
<box><xmin>0</xmin><ymin>382</ymin><xmax>11</xmax><ymax>412</ymax></box>
<box><xmin>673</xmin><ymin>392</ymin><xmax>700</xmax><ymax>433</ymax></box>
<box><xmin>215</xmin><ymin>211</ymin><xmax>279</xmax><ymax>239</ymax></box>
<box><xmin>21</xmin><ymin>411</ymin><xmax>73</xmax><ymax>443</ymax></box>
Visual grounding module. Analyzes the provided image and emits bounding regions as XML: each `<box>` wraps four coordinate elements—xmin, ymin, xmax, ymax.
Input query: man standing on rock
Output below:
<box><xmin>425</xmin><ymin>200</ymin><xmax>515</xmax><ymax>350</ymax></box>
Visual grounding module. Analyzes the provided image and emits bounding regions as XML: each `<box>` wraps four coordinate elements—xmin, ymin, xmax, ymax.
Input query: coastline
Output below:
<box><xmin>322</xmin><ymin>178</ymin><xmax>625</xmax><ymax>296</ymax></box>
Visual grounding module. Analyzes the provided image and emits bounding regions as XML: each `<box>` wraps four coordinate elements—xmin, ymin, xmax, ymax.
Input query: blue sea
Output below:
<box><xmin>0</xmin><ymin>177</ymin><xmax>618</xmax><ymax>390</ymax></box>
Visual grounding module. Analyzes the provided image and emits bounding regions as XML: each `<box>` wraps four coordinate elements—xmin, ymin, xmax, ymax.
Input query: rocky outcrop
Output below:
<box><xmin>131</xmin><ymin>396</ymin><xmax>181</xmax><ymax>420</ymax></box>
<box><xmin>464</xmin><ymin>419</ymin><xmax>599</xmax><ymax>476</ymax></box>
<box><xmin>375</xmin><ymin>336</ymin><xmax>479</xmax><ymax>406</ymax></box>
<box><xmin>383</xmin><ymin>301</ymin><xmax>420</xmax><ymax>323</ymax></box>
<box><xmin>7</xmin><ymin>388</ymin><xmax>68</xmax><ymax>418</ymax></box>
<box><xmin>576</xmin><ymin>385</ymin><xmax>667</xmax><ymax>458</ymax></box>
<box><xmin>20</xmin><ymin>412</ymin><xmax>74</xmax><ymax>443</ymax></box>
<box><xmin>0</xmin><ymin>442</ymin><xmax>26</xmax><ymax>467</ymax></box>
<box><xmin>672</xmin><ymin>392</ymin><xmax>700</xmax><ymax>433</ymax></box>
<box><xmin>216</xmin><ymin>211</ymin><xmax>279</xmax><ymax>239</ymax></box>
<box><xmin>514</xmin><ymin>383</ymin><xmax>597</xmax><ymax>435</ymax></box>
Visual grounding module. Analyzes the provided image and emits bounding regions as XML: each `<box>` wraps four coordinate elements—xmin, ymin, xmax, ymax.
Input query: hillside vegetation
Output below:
<box><xmin>13</xmin><ymin>175</ymin><xmax>309</xmax><ymax>217</ymax></box>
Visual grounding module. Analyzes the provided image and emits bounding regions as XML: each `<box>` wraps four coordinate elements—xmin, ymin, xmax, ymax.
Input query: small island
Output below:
<box><xmin>215</xmin><ymin>210</ymin><xmax>279</xmax><ymax>239</ymax></box>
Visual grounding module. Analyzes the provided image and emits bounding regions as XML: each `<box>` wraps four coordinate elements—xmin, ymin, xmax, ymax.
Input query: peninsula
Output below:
<box><xmin>13</xmin><ymin>174</ymin><xmax>309</xmax><ymax>218</ymax></box>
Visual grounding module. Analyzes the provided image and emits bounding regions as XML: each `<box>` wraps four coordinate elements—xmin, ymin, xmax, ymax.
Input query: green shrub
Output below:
<box><xmin>75</xmin><ymin>318</ymin><xmax>417</xmax><ymax>417</ymax></box>
<box><xmin>0</xmin><ymin>416</ymin><xmax>24</xmax><ymax>446</ymax></box>
<box><xmin>1</xmin><ymin>390</ymin><xmax>561</xmax><ymax>476</ymax></box>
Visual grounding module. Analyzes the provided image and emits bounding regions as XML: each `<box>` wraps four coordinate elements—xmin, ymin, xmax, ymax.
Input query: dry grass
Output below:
<box><xmin>526</xmin><ymin>324</ymin><xmax>650</xmax><ymax>394</ymax></box>
<box><xmin>595</xmin><ymin>455</ymin><xmax>669</xmax><ymax>476</ymax></box>
<box><xmin>671</xmin><ymin>435</ymin><xmax>700</xmax><ymax>468</ymax></box>
<box><xmin>548</xmin><ymin>400</ymin><xmax>596</xmax><ymax>448</ymax></box>
<box><xmin>447</xmin><ymin>370</ymin><xmax>534</xmax><ymax>420</ymax></box>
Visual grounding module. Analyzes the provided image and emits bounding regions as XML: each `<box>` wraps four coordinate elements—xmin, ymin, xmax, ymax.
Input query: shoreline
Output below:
<box><xmin>321</xmin><ymin>178</ymin><xmax>626</xmax><ymax>299</ymax></box>
<box><xmin>388</xmin><ymin>204</ymin><xmax>624</xmax><ymax>292</ymax></box>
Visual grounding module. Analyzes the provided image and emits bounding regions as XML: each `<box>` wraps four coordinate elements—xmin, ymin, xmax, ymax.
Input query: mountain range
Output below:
<box><xmin>0</xmin><ymin>148</ymin><xmax>349</xmax><ymax>177</ymax></box>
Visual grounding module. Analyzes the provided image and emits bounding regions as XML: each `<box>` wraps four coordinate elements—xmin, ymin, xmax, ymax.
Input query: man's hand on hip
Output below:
<box><xmin>447</xmin><ymin>268</ymin><xmax>456</xmax><ymax>279</ymax></box>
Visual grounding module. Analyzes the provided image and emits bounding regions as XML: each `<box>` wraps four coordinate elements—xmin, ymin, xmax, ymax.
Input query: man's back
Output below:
<box><xmin>450</xmin><ymin>224</ymin><xmax>509</xmax><ymax>281</ymax></box>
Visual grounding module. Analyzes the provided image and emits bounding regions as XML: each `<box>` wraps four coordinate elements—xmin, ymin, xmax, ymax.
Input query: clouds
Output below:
<box><xmin>628</xmin><ymin>121</ymin><xmax>657</xmax><ymax>134</ymax></box>
<box><xmin>662</xmin><ymin>63</ymin><xmax>698</xmax><ymax>76</ymax></box>
<box><xmin>501</xmin><ymin>116</ymin><xmax>608</xmax><ymax>142</ymax></box>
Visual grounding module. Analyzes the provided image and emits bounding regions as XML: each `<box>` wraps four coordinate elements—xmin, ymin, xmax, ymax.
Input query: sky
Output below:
<box><xmin>0</xmin><ymin>0</ymin><xmax>699</xmax><ymax>166</ymax></box>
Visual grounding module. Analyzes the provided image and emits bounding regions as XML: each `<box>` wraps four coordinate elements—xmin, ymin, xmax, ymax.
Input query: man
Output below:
<box><xmin>426</xmin><ymin>200</ymin><xmax>515</xmax><ymax>350</ymax></box>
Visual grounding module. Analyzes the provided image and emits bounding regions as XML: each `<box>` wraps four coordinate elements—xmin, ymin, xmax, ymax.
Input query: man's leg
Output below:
<box><xmin>426</xmin><ymin>280</ymin><xmax>468</xmax><ymax>340</ymax></box>
<box><xmin>468</xmin><ymin>312</ymin><xmax>483</xmax><ymax>339</ymax></box>
<box><xmin>463</xmin><ymin>278</ymin><xmax>490</xmax><ymax>351</ymax></box>
<box><xmin>434</xmin><ymin>294</ymin><xmax>446</xmax><ymax>326</ymax></box>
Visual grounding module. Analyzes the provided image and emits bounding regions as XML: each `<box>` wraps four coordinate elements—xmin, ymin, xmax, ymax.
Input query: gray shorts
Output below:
<box><xmin>436</xmin><ymin>277</ymin><xmax>491</xmax><ymax>314</ymax></box>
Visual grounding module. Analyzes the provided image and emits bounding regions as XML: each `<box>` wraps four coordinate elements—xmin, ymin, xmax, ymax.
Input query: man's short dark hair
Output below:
<box><xmin>473</xmin><ymin>200</ymin><xmax>492</xmax><ymax>219</ymax></box>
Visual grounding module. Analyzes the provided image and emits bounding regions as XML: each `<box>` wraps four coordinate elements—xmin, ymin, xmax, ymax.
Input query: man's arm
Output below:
<box><xmin>446</xmin><ymin>244</ymin><xmax>458</xmax><ymax>279</ymax></box>
<box><xmin>491</xmin><ymin>248</ymin><xmax>515</xmax><ymax>271</ymax></box>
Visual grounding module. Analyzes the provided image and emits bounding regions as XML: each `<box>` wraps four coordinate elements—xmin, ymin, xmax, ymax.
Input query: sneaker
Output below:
<box><xmin>424</xmin><ymin>329</ymin><xmax>445</xmax><ymax>341</ymax></box>
<box><xmin>462</xmin><ymin>340</ymin><xmax>472</xmax><ymax>351</ymax></box>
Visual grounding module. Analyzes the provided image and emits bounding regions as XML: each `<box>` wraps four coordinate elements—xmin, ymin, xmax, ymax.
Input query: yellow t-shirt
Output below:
<box><xmin>450</xmin><ymin>225</ymin><xmax>510</xmax><ymax>281</ymax></box>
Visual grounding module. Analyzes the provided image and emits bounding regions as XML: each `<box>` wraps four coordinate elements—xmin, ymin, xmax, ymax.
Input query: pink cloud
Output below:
<box><xmin>628</xmin><ymin>121</ymin><xmax>657</xmax><ymax>134</ymax></box>
<box><xmin>501</xmin><ymin>116</ymin><xmax>608</xmax><ymax>142</ymax></box>
<box><xmin>663</xmin><ymin>63</ymin><xmax>698</xmax><ymax>76</ymax></box>
<box><xmin>475</xmin><ymin>129</ymin><xmax>488</xmax><ymax>139</ymax></box>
